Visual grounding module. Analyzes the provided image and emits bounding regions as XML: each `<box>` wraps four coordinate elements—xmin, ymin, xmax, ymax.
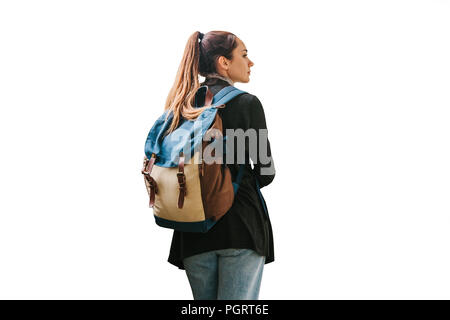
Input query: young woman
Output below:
<box><xmin>163</xmin><ymin>30</ymin><xmax>276</xmax><ymax>300</ymax></box>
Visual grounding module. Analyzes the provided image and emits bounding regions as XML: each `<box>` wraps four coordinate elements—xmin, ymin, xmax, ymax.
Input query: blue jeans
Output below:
<box><xmin>182</xmin><ymin>248</ymin><xmax>265</xmax><ymax>300</ymax></box>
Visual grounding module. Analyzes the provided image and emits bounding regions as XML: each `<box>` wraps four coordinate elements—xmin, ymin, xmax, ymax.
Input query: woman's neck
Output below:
<box><xmin>203</xmin><ymin>72</ymin><xmax>234</xmax><ymax>86</ymax></box>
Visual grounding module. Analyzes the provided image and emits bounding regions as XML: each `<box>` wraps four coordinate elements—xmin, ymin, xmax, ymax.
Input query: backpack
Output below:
<box><xmin>142</xmin><ymin>85</ymin><xmax>248</xmax><ymax>233</ymax></box>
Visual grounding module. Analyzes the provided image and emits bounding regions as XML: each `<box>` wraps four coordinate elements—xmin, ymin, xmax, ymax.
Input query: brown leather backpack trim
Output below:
<box><xmin>142</xmin><ymin>154</ymin><xmax>158</xmax><ymax>208</ymax></box>
<box><xmin>199</xmin><ymin>112</ymin><xmax>235</xmax><ymax>221</ymax></box>
<box><xmin>177</xmin><ymin>152</ymin><xmax>187</xmax><ymax>209</ymax></box>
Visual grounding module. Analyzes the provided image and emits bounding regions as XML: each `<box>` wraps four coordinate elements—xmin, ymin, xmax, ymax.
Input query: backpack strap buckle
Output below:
<box><xmin>141</xmin><ymin>153</ymin><xmax>156</xmax><ymax>175</ymax></box>
<box><xmin>177</xmin><ymin>152</ymin><xmax>187</xmax><ymax>208</ymax></box>
<box><xmin>142</xmin><ymin>153</ymin><xmax>158</xmax><ymax>208</ymax></box>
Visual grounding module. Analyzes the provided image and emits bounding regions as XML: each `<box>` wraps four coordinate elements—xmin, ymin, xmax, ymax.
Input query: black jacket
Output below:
<box><xmin>167</xmin><ymin>77</ymin><xmax>276</xmax><ymax>269</ymax></box>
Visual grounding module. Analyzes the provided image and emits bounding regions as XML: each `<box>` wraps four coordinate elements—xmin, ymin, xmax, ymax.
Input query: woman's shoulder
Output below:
<box><xmin>208</xmin><ymin>83</ymin><xmax>262</xmax><ymax>107</ymax></box>
<box><xmin>229</xmin><ymin>92</ymin><xmax>266</xmax><ymax>125</ymax></box>
<box><xmin>229</xmin><ymin>91</ymin><xmax>264</xmax><ymax>112</ymax></box>
<box><xmin>233</xmin><ymin>90</ymin><xmax>258</xmax><ymax>102</ymax></box>
<box><xmin>219</xmin><ymin>90</ymin><xmax>266</xmax><ymax>130</ymax></box>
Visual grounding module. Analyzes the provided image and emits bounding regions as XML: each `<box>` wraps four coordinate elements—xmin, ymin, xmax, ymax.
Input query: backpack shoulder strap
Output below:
<box><xmin>211</xmin><ymin>86</ymin><xmax>247</xmax><ymax>107</ymax></box>
<box><xmin>195</xmin><ymin>85</ymin><xmax>247</xmax><ymax>108</ymax></box>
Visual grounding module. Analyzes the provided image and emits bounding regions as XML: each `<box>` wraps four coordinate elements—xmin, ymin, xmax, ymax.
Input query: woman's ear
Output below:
<box><xmin>217</xmin><ymin>56</ymin><xmax>229</xmax><ymax>70</ymax></box>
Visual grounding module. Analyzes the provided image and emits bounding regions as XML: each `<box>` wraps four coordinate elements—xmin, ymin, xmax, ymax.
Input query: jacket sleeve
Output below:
<box><xmin>247</xmin><ymin>95</ymin><xmax>275</xmax><ymax>188</ymax></box>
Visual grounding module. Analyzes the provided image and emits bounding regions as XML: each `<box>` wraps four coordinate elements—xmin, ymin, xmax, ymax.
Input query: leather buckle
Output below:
<box><xmin>177</xmin><ymin>172</ymin><xmax>186</xmax><ymax>184</ymax></box>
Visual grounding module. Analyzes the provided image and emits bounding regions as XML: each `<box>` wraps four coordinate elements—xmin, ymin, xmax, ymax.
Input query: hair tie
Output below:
<box><xmin>198</xmin><ymin>32</ymin><xmax>204</xmax><ymax>42</ymax></box>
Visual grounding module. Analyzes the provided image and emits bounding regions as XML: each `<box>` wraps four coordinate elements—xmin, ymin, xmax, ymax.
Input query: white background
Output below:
<box><xmin>0</xmin><ymin>0</ymin><xmax>449</xmax><ymax>299</ymax></box>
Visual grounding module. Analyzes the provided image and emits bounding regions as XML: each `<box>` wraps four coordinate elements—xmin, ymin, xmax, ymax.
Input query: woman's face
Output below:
<box><xmin>219</xmin><ymin>37</ymin><xmax>254</xmax><ymax>84</ymax></box>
